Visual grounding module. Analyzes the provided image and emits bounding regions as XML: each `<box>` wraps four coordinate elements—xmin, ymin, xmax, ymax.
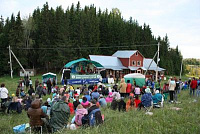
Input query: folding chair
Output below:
<box><xmin>30</xmin><ymin>126</ymin><xmax>42</xmax><ymax>134</ymax></box>
<box><xmin>144</xmin><ymin>101</ymin><xmax>153</xmax><ymax>112</ymax></box>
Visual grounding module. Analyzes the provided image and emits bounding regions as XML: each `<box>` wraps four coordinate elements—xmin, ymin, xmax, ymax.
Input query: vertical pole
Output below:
<box><xmin>180</xmin><ymin>59</ymin><xmax>183</xmax><ymax>79</ymax></box>
<box><xmin>156</xmin><ymin>42</ymin><xmax>160</xmax><ymax>82</ymax></box>
<box><xmin>9</xmin><ymin>45</ymin><xmax>13</xmax><ymax>78</ymax></box>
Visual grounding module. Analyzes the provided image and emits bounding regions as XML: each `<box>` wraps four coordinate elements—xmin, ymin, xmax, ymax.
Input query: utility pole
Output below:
<box><xmin>156</xmin><ymin>42</ymin><xmax>160</xmax><ymax>82</ymax></box>
<box><xmin>10</xmin><ymin>50</ymin><xmax>26</xmax><ymax>75</ymax></box>
<box><xmin>9</xmin><ymin>45</ymin><xmax>13</xmax><ymax>78</ymax></box>
<box><xmin>144</xmin><ymin>50</ymin><xmax>158</xmax><ymax>76</ymax></box>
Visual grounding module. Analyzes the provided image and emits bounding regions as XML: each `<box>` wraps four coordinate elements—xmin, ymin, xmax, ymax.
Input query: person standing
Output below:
<box><xmin>46</xmin><ymin>78</ymin><xmax>52</xmax><ymax>94</ymax></box>
<box><xmin>0</xmin><ymin>83</ymin><xmax>9</xmax><ymax>103</ymax></box>
<box><xmin>126</xmin><ymin>80</ymin><xmax>132</xmax><ymax>97</ymax></box>
<box><xmin>119</xmin><ymin>78</ymin><xmax>127</xmax><ymax>98</ymax></box>
<box><xmin>25</xmin><ymin>78</ymin><xmax>30</xmax><ymax>91</ymax></box>
<box><xmin>29</xmin><ymin>78</ymin><xmax>32</xmax><ymax>88</ymax></box>
<box><xmin>35</xmin><ymin>78</ymin><xmax>39</xmax><ymax>90</ymax></box>
<box><xmin>36</xmin><ymin>83</ymin><xmax>43</xmax><ymax>98</ymax></box>
<box><xmin>169</xmin><ymin>78</ymin><xmax>176</xmax><ymax>102</ymax></box>
<box><xmin>52</xmin><ymin>78</ymin><xmax>56</xmax><ymax>87</ymax></box>
<box><xmin>190</xmin><ymin>77</ymin><xmax>197</xmax><ymax>97</ymax></box>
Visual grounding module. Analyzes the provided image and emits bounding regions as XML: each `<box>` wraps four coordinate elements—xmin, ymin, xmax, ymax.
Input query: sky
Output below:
<box><xmin>0</xmin><ymin>0</ymin><xmax>200</xmax><ymax>59</ymax></box>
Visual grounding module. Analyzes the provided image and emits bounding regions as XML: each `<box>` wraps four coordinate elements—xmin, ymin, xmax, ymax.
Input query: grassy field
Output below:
<box><xmin>0</xmin><ymin>75</ymin><xmax>200</xmax><ymax>134</ymax></box>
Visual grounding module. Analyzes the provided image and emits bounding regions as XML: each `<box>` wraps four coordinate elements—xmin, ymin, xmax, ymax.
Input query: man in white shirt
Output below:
<box><xmin>0</xmin><ymin>83</ymin><xmax>9</xmax><ymax>102</ymax></box>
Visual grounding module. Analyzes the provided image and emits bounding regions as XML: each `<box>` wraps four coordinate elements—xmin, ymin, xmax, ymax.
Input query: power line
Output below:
<box><xmin>1</xmin><ymin>43</ymin><xmax>159</xmax><ymax>50</ymax></box>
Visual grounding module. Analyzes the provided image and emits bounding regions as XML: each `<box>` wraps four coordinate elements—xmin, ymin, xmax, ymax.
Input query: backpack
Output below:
<box><xmin>88</xmin><ymin>108</ymin><xmax>102</xmax><ymax>126</ymax></box>
<box><xmin>81</xmin><ymin>114</ymin><xmax>89</xmax><ymax>126</ymax></box>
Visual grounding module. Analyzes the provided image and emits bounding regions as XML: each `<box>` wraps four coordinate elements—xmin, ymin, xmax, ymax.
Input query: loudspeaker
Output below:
<box><xmin>100</xmin><ymin>70</ymin><xmax>106</xmax><ymax>78</ymax></box>
<box><xmin>63</xmin><ymin>70</ymin><xmax>71</xmax><ymax>79</ymax></box>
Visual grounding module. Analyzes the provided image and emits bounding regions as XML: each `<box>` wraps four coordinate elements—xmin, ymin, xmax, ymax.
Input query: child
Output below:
<box><xmin>67</xmin><ymin>99</ymin><xmax>74</xmax><ymax>114</ymax></box>
<box><xmin>134</xmin><ymin>85</ymin><xmax>141</xmax><ymax>96</ymax></box>
<box><xmin>20</xmin><ymin>90</ymin><xmax>26</xmax><ymax>98</ymax></box>
<box><xmin>134</xmin><ymin>95</ymin><xmax>141</xmax><ymax>108</ymax></box>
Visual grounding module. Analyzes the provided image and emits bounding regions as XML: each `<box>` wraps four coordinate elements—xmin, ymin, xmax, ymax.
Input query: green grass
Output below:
<box><xmin>0</xmin><ymin>75</ymin><xmax>200</xmax><ymax>134</ymax></box>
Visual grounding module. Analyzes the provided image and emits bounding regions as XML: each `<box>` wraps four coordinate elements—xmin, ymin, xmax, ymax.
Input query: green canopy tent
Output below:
<box><xmin>124</xmin><ymin>73</ymin><xmax>145</xmax><ymax>87</ymax></box>
<box><xmin>42</xmin><ymin>72</ymin><xmax>57</xmax><ymax>84</ymax></box>
<box><xmin>64</xmin><ymin>58</ymin><xmax>103</xmax><ymax>68</ymax></box>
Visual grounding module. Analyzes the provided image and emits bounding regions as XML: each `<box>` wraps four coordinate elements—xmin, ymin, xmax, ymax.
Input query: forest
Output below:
<box><xmin>0</xmin><ymin>2</ymin><xmax>183</xmax><ymax>76</ymax></box>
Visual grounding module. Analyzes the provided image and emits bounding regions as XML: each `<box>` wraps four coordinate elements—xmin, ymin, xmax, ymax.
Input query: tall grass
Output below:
<box><xmin>0</xmin><ymin>75</ymin><xmax>199</xmax><ymax>134</ymax></box>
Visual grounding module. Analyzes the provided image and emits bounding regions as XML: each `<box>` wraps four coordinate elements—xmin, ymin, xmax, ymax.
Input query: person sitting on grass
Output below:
<box><xmin>152</xmin><ymin>90</ymin><xmax>163</xmax><ymax>106</ymax></box>
<box><xmin>20</xmin><ymin>89</ymin><xmax>26</xmax><ymax>98</ymax></box>
<box><xmin>28</xmin><ymin>85</ymin><xmax>35</xmax><ymax>97</ymax></box>
<box><xmin>27</xmin><ymin>99</ymin><xmax>49</xmax><ymax>132</ymax></box>
<box><xmin>129</xmin><ymin>90</ymin><xmax>134</xmax><ymax>98</ymax></box>
<box><xmin>87</xmin><ymin>99</ymin><xmax>103</xmax><ymax>126</ymax></box>
<box><xmin>23</xmin><ymin>95</ymin><xmax>32</xmax><ymax>111</ymax></box>
<box><xmin>81</xmin><ymin>97</ymin><xmax>90</xmax><ymax>109</ymax></box>
<box><xmin>16</xmin><ymin>85</ymin><xmax>20</xmax><ymax>97</ymax></box>
<box><xmin>106</xmin><ymin>92</ymin><xmax>113</xmax><ymax>103</ymax></box>
<box><xmin>50</xmin><ymin>96</ymin><xmax>70</xmax><ymax>132</ymax></box>
<box><xmin>98</xmin><ymin>95</ymin><xmax>107</xmax><ymax>108</ymax></box>
<box><xmin>75</xmin><ymin>104</ymin><xmax>88</xmax><ymax>127</ymax></box>
<box><xmin>118</xmin><ymin>97</ymin><xmax>126</xmax><ymax>112</ymax></box>
<box><xmin>134</xmin><ymin>95</ymin><xmax>141</xmax><ymax>108</ymax></box>
<box><xmin>138</xmin><ymin>87</ymin><xmax>152</xmax><ymax>110</ymax></box>
<box><xmin>111</xmin><ymin>98</ymin><xmax>118</xmax><ymax>110</ymax></box>
<box><xmin>66</xmin><ymin>99</ymin><xmax>74</xmax><ymax>115</ymax></box>
<box><xmin>84</xmin><ymin>91</ymin><xmax>91</xmax><ymax>102</ymax></box>
<box><xmin>126</xmin><ymin>96</ymin><xmax>135</xmax><ymax>112</ymax></box>
<box><xmin>91</xmin><ymin>90</ymin><xmax>100</xmax><ymax>100</ymax></box>
<box><xmin>111</xmin><ymin>89</ymin><xmax>121</xmax><ymax>101</ymax></box>
<box><xmin>73</xmin><ymin>96</ymin><xmax>80</xmax><ymax>110</ymax></box>
<box><xmin>74</xmin><ymin>91</ymin><xmax>79</xmax><ymax>98</ymax></box>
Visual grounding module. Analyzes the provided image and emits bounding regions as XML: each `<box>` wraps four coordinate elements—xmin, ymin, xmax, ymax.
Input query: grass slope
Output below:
<box><xmin>0</xmin><ymin>75</ymin><xmax>199</xmax><ymax>134</ymax></box>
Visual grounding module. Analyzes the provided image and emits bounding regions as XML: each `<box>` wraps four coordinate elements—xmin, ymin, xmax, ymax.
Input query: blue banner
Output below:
<box><xmin>67</xmin><ymin>79</ymin><xmax>99</xmax><ymax>85</ymax></box>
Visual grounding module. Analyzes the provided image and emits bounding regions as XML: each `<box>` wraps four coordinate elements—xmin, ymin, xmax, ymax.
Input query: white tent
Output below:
<box><xmin>42</xmin><ymin>72</ymin><xmax>57</xmax><ymax>84</ymax></box>
<box><xmin>124</xmin><ymin>73</ymin><xmax>145</xmax><ymax>78</ymax></box>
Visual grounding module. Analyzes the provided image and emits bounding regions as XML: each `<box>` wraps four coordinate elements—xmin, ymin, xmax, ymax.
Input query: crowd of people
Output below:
<box><xmin>0</xmin><ymin>76</ymin><xmax>200</xmax><ymax>133</ymax></box>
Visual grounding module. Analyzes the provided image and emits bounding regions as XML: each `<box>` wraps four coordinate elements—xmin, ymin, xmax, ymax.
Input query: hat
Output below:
<box><xmin>64</xmin><ymin>84</ymin><xmax>66</xmax><ymax>87</ymax></box>
<box><xmin>11</xmin><ymin>94</ymin><xmax>15</xmax><ymax>97</ymax></box>
<box><xmin>155</xmin><ymin>90</ymin><xmax>159</xmax><ymax>94</ymax></box>
<box><xmin>47</xmin><ymin>98</ymin><xmax>51</xmax><ymax>102</ymax></box>
<box><xmin>145</xmin><ymin>88</ymin><xmax>151</xmax><ymax>93</ymax></box>
<box><xmin>100</xmin><ymin>94</ymin><xmax>103</xmax><ymax>98</ymax></box>
<box><xmin>91</xmin><ymin>99</ymin><xmax>97</xmax><ymax>104</ymax></box>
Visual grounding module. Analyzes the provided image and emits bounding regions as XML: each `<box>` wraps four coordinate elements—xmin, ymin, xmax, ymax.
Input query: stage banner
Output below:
<box><xmin>67</xmin><ymin>78</ymin><xmax>99</xmax><ymax>85</ymax></box>
<box><xmin>67</xmin><ymin>79</ymin><xmax>83</xmax><ymax>85</ymax></box>
<box><xmin>70</xmin><ymin>74</ymin><xmax>101</xmax><ymax>79</ymax></box>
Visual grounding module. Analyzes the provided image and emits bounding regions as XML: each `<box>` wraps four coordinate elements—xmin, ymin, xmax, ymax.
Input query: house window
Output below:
<box><xmin>135</xmin><ymin>52</ymin><xmax>138</xmax><ymax>56</ymax></box>
<box><xmin>137</xmin><ymin>61</ymin><xmax>141</xmax><ymax>66</ymax></box>
<box><xmin>137</xmin><ymin>70</ymin><xmax>141</xmax><ymax>73</ymax></box>
<box><xmin>132</xmin><ymin>60</ymin><xmax>136</xmax><ymax>66</ymax></box>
